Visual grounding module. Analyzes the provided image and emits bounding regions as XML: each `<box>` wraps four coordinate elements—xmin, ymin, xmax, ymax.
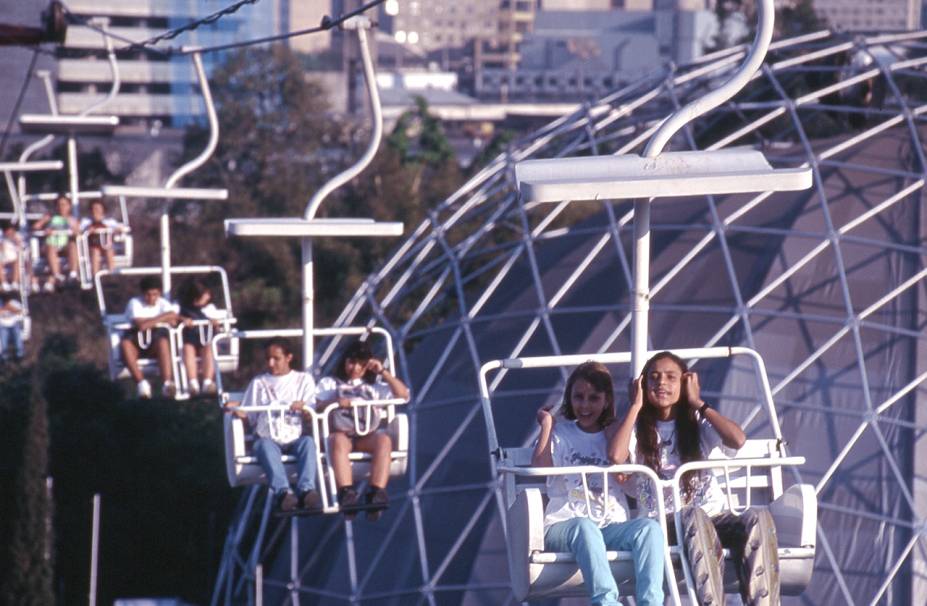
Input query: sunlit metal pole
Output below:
<box><xmin>89</xmin><ymin>493</ymin><xmax>100</xmax><ymax>606</ymax></box>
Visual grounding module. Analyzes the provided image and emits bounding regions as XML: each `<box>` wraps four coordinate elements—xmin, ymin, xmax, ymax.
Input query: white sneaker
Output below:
<box><xmin>136</xmin><ymin>379</ymin><xmax>152</xmax><ymax>399</ymax></box>
<box><xmin>188</xmin><ymin>378</ymin><xmax>201</xmax><ymax>396</ymax></box>
<box><xmin>162</xmin><ymin>381</ymin><xmax>176</xmax><ymax>398</ymax></box>
<box><xmin>0</xmin><ymin>281</ymin><xmax>9</xmax><ymax>292</ymax></box>
<box><xmin>67</xmin><ymin>270</ymin><xmax>78</xmax><ymax>281</ymax></box>
<box><xmin>202</xmin><ymin>378</ymin><xmax>217</xmax><ymax>395</ymax></box>
<box><xmin>42</xmin><ymin>280</ymin><xmax>55</xmax><ymax>293</ymax></box>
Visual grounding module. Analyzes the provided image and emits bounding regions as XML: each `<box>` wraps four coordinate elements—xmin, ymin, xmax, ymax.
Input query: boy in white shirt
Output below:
<box><xmin>120</xmin><ymin>276</ymin><xmax>187</xmax><ymax>398</ymax></box>
<box><xmin>0</xmin><ymin>292</ymin><xmax>24</xmax><ymax>361</ymax></box>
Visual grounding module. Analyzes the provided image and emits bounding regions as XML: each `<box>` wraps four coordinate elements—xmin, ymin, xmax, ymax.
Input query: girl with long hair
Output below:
<box><xmin>611</xmin><ymin>351</ymin><xmax>779</xmax><ymax>606</ymax></box>
<box><xmin>534</xmin><ymin>361</ymin><xmax>665</xmax><ymax>606</ymax></box>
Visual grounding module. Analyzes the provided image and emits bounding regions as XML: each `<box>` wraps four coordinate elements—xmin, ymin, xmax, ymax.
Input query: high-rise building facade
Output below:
<box><xmin>811</xmin><ymin>0</ymin><xmax>921</xmax><ymax>31</ymax></box>
<box><xmin>57</xmin><ymin>0</ymin><xmax>298</xmax><ymax>126</ymax></box>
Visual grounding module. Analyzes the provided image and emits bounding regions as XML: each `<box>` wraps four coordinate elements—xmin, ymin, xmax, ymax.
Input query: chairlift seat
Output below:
<box><xmin>515</xmin><ymin>149</ymin><xmax>813</xmax><ymax>203</ymax></box>
<box><xmin>225</xmin><ymin>407</ymin><xmax>409</xmax><ymax>488</ymax></box>
<box><xmin>225</xmin><ymin>218</ymin><xmax>404</xmax><ymax>238</ymax></box>
<box><xmin>19</xmin><ymin>114</ymin><xmax>119</xmax><ymax>134</ymax></box>
<box><xmin>501</xmin><ymin>440</ymin><xmax>816</xmax><ymax>602</ymax></box>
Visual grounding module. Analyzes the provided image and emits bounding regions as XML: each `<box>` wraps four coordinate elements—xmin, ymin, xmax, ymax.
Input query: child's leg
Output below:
<box><xmin>90</xmin><ymin>247</ymin><xmax>102</xmax><ymax>276</ymax></box>
<box><xmin>352</xmin><ymin>430</ymin><xmax>392</xmax><ymax>489</ymax></box>
<box><xmin>11</xmin><ymin>325</ymin><xmax>23</xmax><ymax>358</ymax></box>
<box><xmin>328</xmin><ymin>431</ymin><xmax>354</xmax><ymax>488</ymax></box>
<box><xmin>201</xmin><ymin>341</ymin><xmax>216</xmax><ymax>381</ymax></box>
<box><xmin>290</xmin><ymin>435</ymin><xmax>319</xmax><ymax>494</ymax></box>
<box><xmin>104</xmin><ymin>246</ymin><xmax>116</xmax><ymax>271</ymax></box>
<box><xmin>46</xmin><ymin>246</ymin><xmax>61</xmax><ymax>277</ymax></box>
<box><xmin>120</xmin><ymin>338</ymin><xmax>144</xmax><ymax>382</ymax></box>
<box><xmin>714</xmin><ymin>509</ymin><xmax>780</xmax><ymax>605</ymax></box>
<box><xmin>182</xmin><ymin>343</ymin><xmax>199</xmax><ymax>383</ymax></box>
<box><xmin>679</xmin><ymin>505</ymin><xmax>724</xmax><ymax>606</ymax></box>
<box><xmin>601</xmin><ymin>518</ymin><xmax>665</xmax><ymax>606</ymax></box>
<box><xmin>545</xmin><ymin>517</ymin><xmax>620</xmax><ymax>605</ymax></box>
<box><xmin>66</xmin><ymin>241</ymin><xmax>78</xmax><ymax>273</ymax></box>
<box><xmin>154</xmin><ymin>333</ymin><xmax>173</xmax><ymax>382</ymax></box>
<box><xmin>0</xmin><ymin>326</ymin><xmax>9</xmax><ymax>359</ymax></box>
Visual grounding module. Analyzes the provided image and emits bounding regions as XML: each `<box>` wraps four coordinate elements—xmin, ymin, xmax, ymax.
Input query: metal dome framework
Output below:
<box><xmin>215</xmin><ymin>29</ymin><xmax>927</xmax><ymax>605</ymax></box>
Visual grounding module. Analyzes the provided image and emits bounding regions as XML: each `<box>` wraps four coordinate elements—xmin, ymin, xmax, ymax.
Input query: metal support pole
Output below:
<box><xmin>89</xmin><ymin>493</ymin><xmax>100</xmax><ymax>606</ymax></box>
<box><xmin>629</xmin><ymin>0</ymin><xmax>776</xmax><ymax>376</ymax></box>
<box><xmin>160</xmin><ymin>209</ymin><xmax>171</xmax><ymax>295</ymax></box>
<box><xmin>67</xmin><ymin>136</ymin><xmax>79</xmax><ymax>213</ymax></box>
<box><xmin>255</xmin><ymin>564</ymin><xmax>263</xmax><ymax>606</ymax></box>
<box><xmin>301</xmin><ymin>238</ymin><xmax>314</xmax><ymax>371</ymax></box>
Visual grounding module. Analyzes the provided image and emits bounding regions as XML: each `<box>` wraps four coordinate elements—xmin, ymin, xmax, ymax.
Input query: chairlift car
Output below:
<box><xmin>215</xmin><ymin>327</ymin><xmax>409</xmax><ymax>517</ymax></box>
<box><xmin>478</xmin><ymin>347</ymin><xmax>816</xmax><ymax>604</ymax></box>
<box><xmin>16</xmin><ymin>21</ymin><xmax>122</xmax><ymax>291</ymax></box>
<box><xmin>94</xmin><ymin>265</ymin><xmax>238</xmax><ymax>400</ymax></box>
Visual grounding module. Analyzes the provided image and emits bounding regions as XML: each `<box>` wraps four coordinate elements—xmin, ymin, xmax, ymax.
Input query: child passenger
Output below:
<box><xmin>0</xmin><ymin>292</ymin><xmax>25</xmax><ymax>362</ymax></box>
<box><xmin>0</xmin><ymin>220</ymin><xmax>24</xmax><ymax>291</ymax></box>
<box><xmin>177</xmin><ymin>279</ymin><xmax>221</xmax><ymax>396</ymax></box>
<box><xmin>227</xmin><ymin>338</ymin><xmax>320</xmax><ymax>513</ymax></box>
<box><xmin>614</xmin><ymin>351</ymin><xmax>778</xmax><ymax>606</ymax></box>
<box><xmin>33</xmin><ymin>195</ymin><xmax>79</xmax><ymax>291</ymax></box>
<box><xmin>80</xmin><ymin>199</ymin><xmax>126</xmax><ymax>277</ymax></box>
<box><xmin>534</xmin><ymin>361</ymin><xmax>665</xmax><ymax>606</ymax></box>
<box><xmin>315</xmin><ymin>340</ymin><xmax>409</xmax><ymax>521</ymax></box>
<box><xmin>120</xmin><ymin>276</ymin><xmax>185</xmax><ymax>399</ymax></box>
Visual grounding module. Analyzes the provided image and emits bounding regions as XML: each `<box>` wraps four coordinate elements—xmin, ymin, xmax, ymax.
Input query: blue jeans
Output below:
<box><xmin>0</xmin><ymin>325</ymin><xmax>23</xmax><ymax>359</ymax></box>
<box><xmin>253</xmin><ymin>436</ymin><xmax>317</xmax><ymax>495</ymax></box>
<box><xmin>545</xmin><ymin>517</ymin><xmax>665</xmax><ymax>606</ymax></box>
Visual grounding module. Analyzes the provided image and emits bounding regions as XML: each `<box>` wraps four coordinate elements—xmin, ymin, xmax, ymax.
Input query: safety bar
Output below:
<box><xmin>498</xmin><ymin>462</ymin><xmax>682</xmax><ymax>606</ymax></box>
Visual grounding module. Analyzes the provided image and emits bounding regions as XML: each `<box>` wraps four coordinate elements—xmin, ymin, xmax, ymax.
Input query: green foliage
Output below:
<box><xmin>0</xmin><ymin>366</ymin><xmax>54</xmax><ymax>605</ymax></box>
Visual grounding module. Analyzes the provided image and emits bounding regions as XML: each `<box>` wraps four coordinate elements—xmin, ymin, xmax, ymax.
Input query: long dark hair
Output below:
<box><xmin>559</xmin><ymin>361</ymin><xmax>616</xmax><ymax>430</ymax></box>
<box><xmin>635</xmin><ymin>351</ymin><xmax>703</xmax><ymax>502</ymax></box>
<box><xmin>177</xmin><ymin>278</ymin><xmax>210</xmax><ymax>309</ymax></box>
<box><xmin>334</xmin><ymin>339</ymin><xmax>378</xmax><ymax>384</ymax></box>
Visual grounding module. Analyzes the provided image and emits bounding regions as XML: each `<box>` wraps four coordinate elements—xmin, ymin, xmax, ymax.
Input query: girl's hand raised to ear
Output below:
<box><xmin>536</xmin><ymin>405</ymin><xmax>555</xmax><ymax>429</ymax></box>
<box><xmin>682</xmin><ymin>371</ymin><xmax>705</xmax><ymax>410</ymax></box>
<box><xmin>628</xmin><ymin>376</ymin><xmax>644</xmax><ymax>410</ymax></box>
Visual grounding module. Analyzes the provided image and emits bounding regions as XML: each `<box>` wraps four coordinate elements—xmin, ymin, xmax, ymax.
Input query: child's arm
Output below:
<box><xmin>366</xmin><ymin>358</ymin><xmax>410</xmax><ymax>399</ymax></box>
<box><xmin>608</xmin><ymin>376</ymin><xmax>644</xmax><ymax>464</ymax></box>
<box><xmin>531</xmin><ymin>406</ymin><xmax>555</xmax><ymax>467</ymax></box>
<box><xmin>683</xmin><ymin>372</ymin><xmax>746</xmax><ymax>449</ymax></box>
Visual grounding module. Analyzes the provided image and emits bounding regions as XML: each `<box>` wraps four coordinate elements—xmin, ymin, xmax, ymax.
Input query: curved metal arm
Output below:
<box><xmin>305</xmin><ymin>16</ymin><xmax>381</xmax><ymax>219</ymax></box>
<box><xmin>643</xmin><ymin>0</ymin><xmax>774</xmax><ymax>158</ymax></box>
<box><xmin>79</xmin><ymin>18</ymin><xmax>121</xmax><ymax>117</ymax></box>
<box><xmin>166</xmin><ymin>51</ymin><xmax>218</xmax><ymax>189</ymax></box>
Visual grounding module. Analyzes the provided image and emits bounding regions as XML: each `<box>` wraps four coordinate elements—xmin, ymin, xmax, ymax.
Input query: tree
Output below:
<box><xmin>0</xmin><ymin>366</ymin><xmax>54</xmax><ymax>604</ymax></box>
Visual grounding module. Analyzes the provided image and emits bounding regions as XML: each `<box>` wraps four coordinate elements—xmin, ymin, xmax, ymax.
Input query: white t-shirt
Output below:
<box><xmin>242</xmin><ymin>370</ymin><xmax>316</xmax><ymax>445</ymax></box>
<box><xmin>0</xmin><ymin>299</ymin><xmax>23</xmax><ymax>327</ymax></box>
<box><xmin>628</xmin><ymin>417</ymin><xmax>735</xmax><ymax>517</ymax></box>
<box><xmin>316</xmin><ymin>376</ymin><xmax>392</xmax><ymax>435</ymax></box>
<box><xmin>125</xmin><ymin>296</ymin><xmax>178</xmax><ymax>321</ymax></box>
<box><xmin>543</xmin><ymin>420</ymin><xmax>630</xmax><ymax>529</ymax></box>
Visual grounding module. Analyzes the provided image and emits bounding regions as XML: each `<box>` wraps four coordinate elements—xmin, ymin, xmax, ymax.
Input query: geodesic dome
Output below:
<box><xmin>217</xmin><ymin>29</ymin><xmax>927</xmax><ymax>605</ymax></box>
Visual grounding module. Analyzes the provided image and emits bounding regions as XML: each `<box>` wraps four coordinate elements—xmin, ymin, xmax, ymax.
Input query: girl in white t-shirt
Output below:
<box><xmin>315</xmin><ymin>340</ymin><xmax>409</xmax><ymax>521</ymax></box>
<box><xmin>616</xmin><ymin>351</ymin><xmax>779</xmax><ymax>606</ymax></box>
<box><xmin>533</xmin><ymin>361</ymin><xmax>665</xmax><ymax>606</ymax></box>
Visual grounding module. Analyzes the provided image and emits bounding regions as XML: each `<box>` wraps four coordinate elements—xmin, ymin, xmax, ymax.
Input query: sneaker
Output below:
<box><xmin>136</xmin><ymin>379</ymin><xmax>152</xmax><ymax>399</ymax></box>
<box><xmin>0</xmin><ymin>281</ymin><xmax>9</xmax><ymax>292</ymax></box>
<box><xmin>300</xmin><ymin>489</ymin><xmax>323</xmax><ymax>513</ymax></box>
<box><xmin>42</xmin><ymin>280</ymin><xmax>55</xmax><ymax>293</ymax></box>
<box><xmin>276</xmin><ymin>489</ymin><xmax>298</xmax><ymax>513</ymax></box>
<box><xmin>338</xmin><ymin>486</ymin><xmax>359</xmax><ymax>520</ymax></box>
<box><xmin>201</xmin><ymin>378</ymin><xmax>217</xmax><ymax>395</ymax></box>
<box><xmin>161</xmin><ymin>381</ymin><xmax>176</xmax><ymax>398</ymax></box>
<box><xmin>67</xmin><ymin>270</ymin><xmax>78</xmax><ymax>281</ymax></box>
<box><xmin>365</xmin><ymin>486</ymin><xmax>389</xmax><ymax>521</ymax></box>
<box><xmin>188</xmin><ymin>378</ymin><xmax>201</xmax><ymax>396</ymax></box>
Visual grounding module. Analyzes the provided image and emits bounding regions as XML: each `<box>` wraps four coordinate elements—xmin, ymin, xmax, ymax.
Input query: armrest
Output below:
<box><xmin>506</xmin><ymin>487</ymin><xmax>545</xmax><ymax>601</ymax></box>
<box><xmin>768</xmin><ymin>483</ymin><xmax>816</xmax><ymax>548</ymax></box>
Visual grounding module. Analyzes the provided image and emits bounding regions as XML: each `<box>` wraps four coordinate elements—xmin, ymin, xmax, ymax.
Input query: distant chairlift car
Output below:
<box><xmin>478</xmin><ymin>347</ymin><xmax>816</xmax><ymax>604</ymax></box>
<box><xmin>215</xmin><ymin>326</ymin><xmax>409</xmax><ymax>516</ymax></box>
<box><xmin>94</xmin><ymin>265</ymin><xmax>238</xmax><ymax>401</ymax></box>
